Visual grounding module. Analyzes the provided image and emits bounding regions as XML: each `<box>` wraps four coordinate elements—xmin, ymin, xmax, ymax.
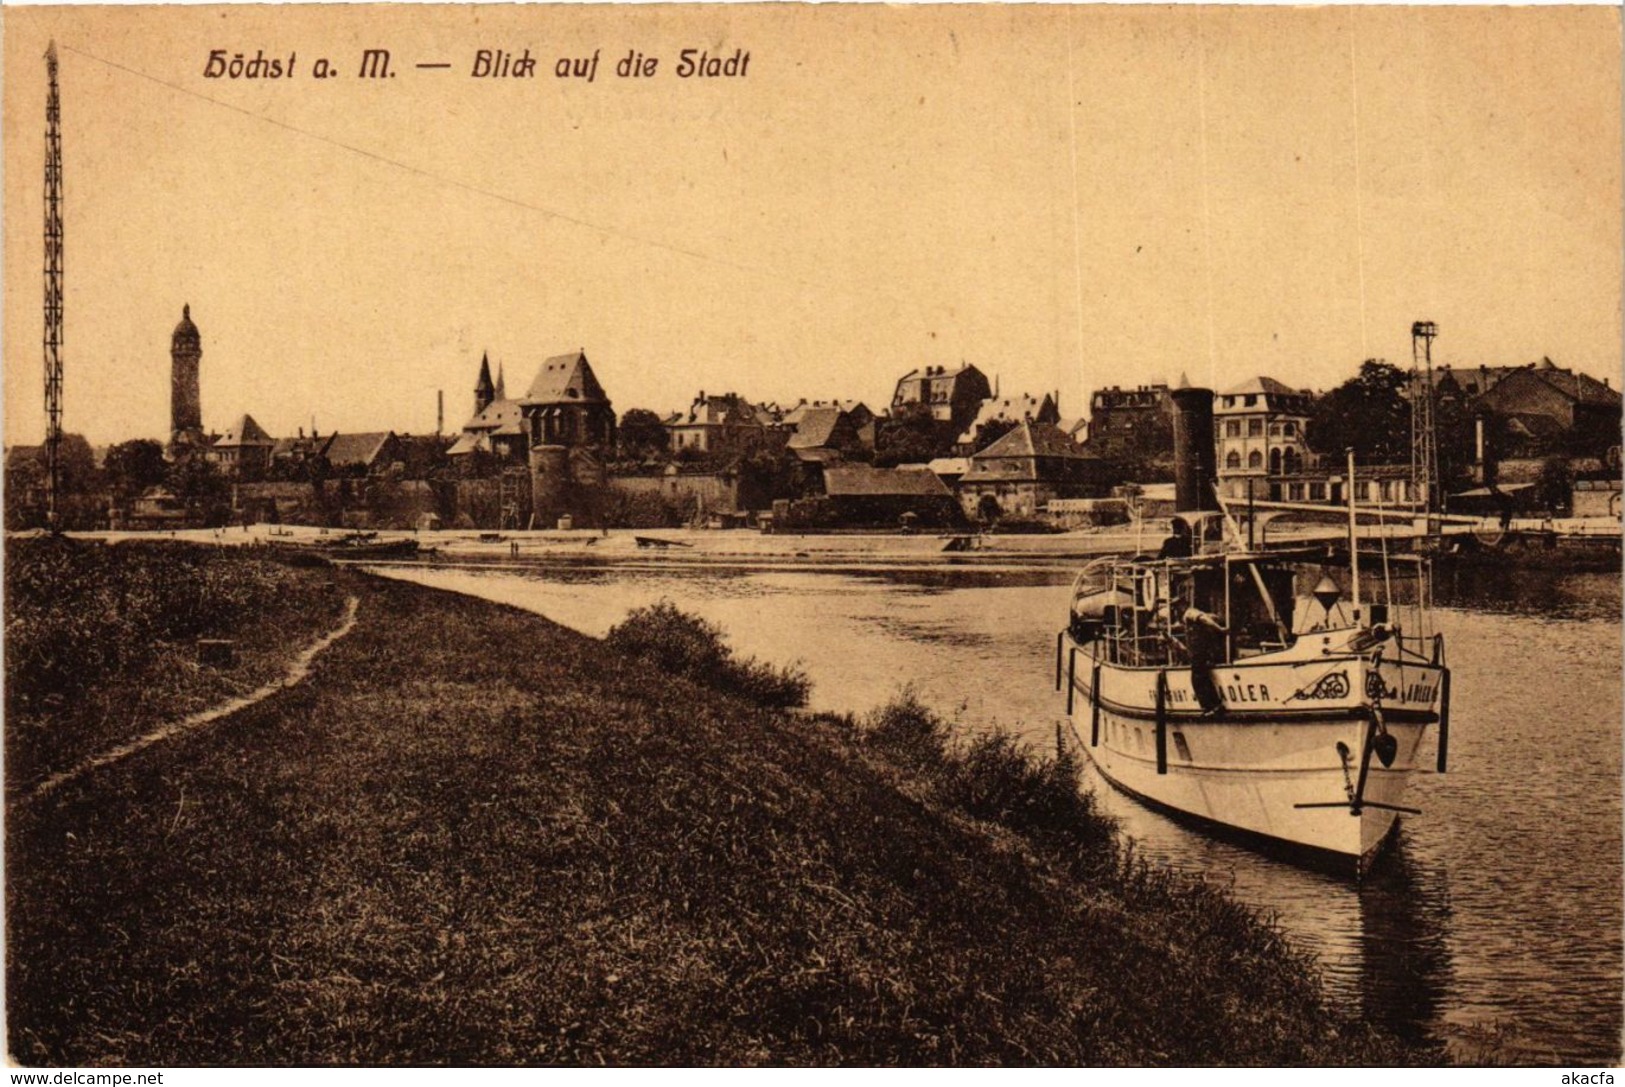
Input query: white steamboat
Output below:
<box><xmin>1057</xmin><ymin>386</ymin><xmax>1450</xmax><ymax>874</ymax></box>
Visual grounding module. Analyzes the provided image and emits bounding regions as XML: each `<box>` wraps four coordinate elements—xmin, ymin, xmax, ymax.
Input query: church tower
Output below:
<box><xmin>170</xmin><ymin>303</ymin><xmax>203</xmax><ymax>450</ymax></box>
<box><xmin>473</xmin><ymin>351</ymin><xmax>496</xmax><ymax>416</ymax></box>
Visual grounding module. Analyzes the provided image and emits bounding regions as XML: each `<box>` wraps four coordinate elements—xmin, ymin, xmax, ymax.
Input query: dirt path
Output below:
<box><xmin>28</xmin><ymin>596</ymin><xmax>361</xmax><ymax>803</ymax></box>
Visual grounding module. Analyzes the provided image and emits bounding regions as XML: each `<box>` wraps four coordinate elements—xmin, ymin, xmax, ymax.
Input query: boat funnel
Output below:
<box><xmin>1170</xmin><ymin>385</ymin><xmax>1218</xmax><ymax>513</ymax></box>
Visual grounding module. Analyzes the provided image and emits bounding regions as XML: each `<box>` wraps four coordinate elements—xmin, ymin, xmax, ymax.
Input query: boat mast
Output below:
<box><xmin>1347</xmin><ymin>448</ymin><xmax>1361</xmax><ymax>623</ymax></box>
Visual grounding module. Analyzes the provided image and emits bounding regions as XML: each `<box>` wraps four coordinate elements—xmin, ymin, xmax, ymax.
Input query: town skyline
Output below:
<box><xmin>5</xmin><ymin>5</ymin><xmax>1621</xmax><ymax>447</ymax></box>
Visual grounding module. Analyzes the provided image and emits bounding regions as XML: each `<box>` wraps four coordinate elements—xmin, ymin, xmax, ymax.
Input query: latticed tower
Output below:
<box><xmin>43</xmin><ymin>42</ymin><xmax>64</xmax><ymax>531</ymax></box>
<box><xmin>1410</xmin><ymin>320</ymin><xmax>1439</xmax><ymax>516</ymax></box>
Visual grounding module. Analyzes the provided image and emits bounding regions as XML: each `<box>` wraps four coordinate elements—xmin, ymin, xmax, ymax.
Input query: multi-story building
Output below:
<box><xmin>1214</xmin><ymin>377</ymin><xmax>1315</xmax><ymax>501</ymax></box>
<box><xmin>169</xmin><ymin>304</ymin><xmax>206</xmax><ymax>456</ymax></box>
<box><xmin>665</xmin><ymin>392</ymin><xmax>768</xmax><ymax>455</ymax></box>
<box><xmin>1083</xmin><ymin>383</ymin><xmax>1174</xmax><ymax>476</ymax></box>
<box><xmin>890</xmin><ymin>363</ymin><xmax>992</xmax><ymax>434</ymax></box>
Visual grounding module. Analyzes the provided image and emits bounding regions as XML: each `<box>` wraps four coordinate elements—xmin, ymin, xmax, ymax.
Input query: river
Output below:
<box><xmin>375</xmin><ymin>557</ymin><xmax>1621</xmax><ymax>1064</ymax></box>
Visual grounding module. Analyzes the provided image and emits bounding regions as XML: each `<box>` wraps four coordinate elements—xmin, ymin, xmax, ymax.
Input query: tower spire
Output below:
<box><xmin>474</xmin><ymin>351</ymin><xmax>496</xmax><ymax>415</ymax></box>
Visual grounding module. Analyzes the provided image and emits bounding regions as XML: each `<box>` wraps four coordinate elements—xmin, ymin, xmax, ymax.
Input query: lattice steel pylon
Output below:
<box><xmin>1410</xmin><ymin>320</ymin><xmax>1439</xmax><ymax>519</ymax></box>
<box><xmin>43</xmin><ymin>41</ymin><xmax>65</xmax><ymax>533</ymax></box>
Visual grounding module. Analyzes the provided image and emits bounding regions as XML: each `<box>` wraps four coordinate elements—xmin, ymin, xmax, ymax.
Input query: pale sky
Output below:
<box><xmin>4</xmin><ymin>4</ymin><xmax>1621</xmax><ymax>446</ymax></box>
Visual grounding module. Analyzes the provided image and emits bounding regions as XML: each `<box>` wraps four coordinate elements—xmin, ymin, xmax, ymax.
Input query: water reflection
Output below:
<box><xmin>1434</xmin><ymin>563</ymin><xmax>1621</xmax><ymax>622</ymax></box>
<box><xmin>1358</xmin><ymin>831</ymin><xmax>1454</xmax><ymax>1048</ymax></box>
<box><xmin>1074</xmin><ymin>757</ymin><xmax>1455</xmax><ymax>1045</ymax></box>
<box><xmin>376</xmin><ymin>558</ymin><xmax>1620</xmax><ymax>1062</ymax></box>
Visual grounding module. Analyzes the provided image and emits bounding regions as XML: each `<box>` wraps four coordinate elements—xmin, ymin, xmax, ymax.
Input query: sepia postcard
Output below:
<box><xmin>3</xmin><ymin>3</ymin><xmax>1621</xmax><ymax>1073</ymax></box>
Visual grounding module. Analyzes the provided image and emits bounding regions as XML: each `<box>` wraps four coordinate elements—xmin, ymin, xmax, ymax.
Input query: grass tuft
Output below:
<box><xmin>605</xmin><ymin>599</ymin><xmax>811</xmax><ymax>709</ymax></box>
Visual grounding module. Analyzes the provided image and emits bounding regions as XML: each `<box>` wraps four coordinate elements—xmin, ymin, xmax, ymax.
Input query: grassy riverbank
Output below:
<box><xmin>4</xmin><ymin>537</ymin><xmax>347</xmax><ymax>795</ymax></box>
<box><xmin>6</xmin><ymin>541</ymin><xmax>1428</xmax><ymax>1065</ymax></box>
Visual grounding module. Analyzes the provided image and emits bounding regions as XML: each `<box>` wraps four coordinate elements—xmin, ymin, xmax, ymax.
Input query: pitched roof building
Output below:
<box><xmin>1429</xmin><ymin>364</ymin><xmax>1529</xmax><ymax>399</ymax></box>
<box><xmin>447</xmin><ymin>351</ymin><xmax>532</xmax><ymax>465</ymax></box>
<box><xmin>820</xmin><ymin>463</ymin><xmax>962</xmax><ymax>528</ymax></box>
<box><xmin>955</xmin><ymin>392</ymin><xmax>1061</xmax><ymax>454</ymax></box>
<box><xmin>891</xmin><ymin>363</ymin><xmax>993</xmax><ymax>432</ymax></box>
<box><xmin>519</xmin><ymin>350</ymin><xmax>616</xmax><ymax>450</ymax></box>
<box><xmin>271</xmin><ymin>431</ymin><xmax>334</xmax><ymax>467</ymax></box>
<box><xmin>447</xmin><ymin>397</ymin><xmax>527</xmax><ymax>461</ymax></box>
<box><xmin>1471</xmin><ymin>359</ymin><xmax>1621</xmax><ymax>460</ymax></box>
<box><xmin>209</xmin><ymin>414</ymin><xmax>275</xmax><ymax>475</ymax></box>
<box><xmin>324</xmin><ymin>431</ymin><xmax>404</xmax><ymax>474</ymax></box>
<box><xmin>958</xmin><ymin>421</ymin><xmax>1108</xmax><ymax>518</ymax></box>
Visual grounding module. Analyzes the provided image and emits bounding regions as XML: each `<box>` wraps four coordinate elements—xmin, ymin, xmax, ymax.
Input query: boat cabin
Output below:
<box><xmin>1070</xmin><ymin>515</ymin><xmax>1437</xmax><ymax>671</ymax></box>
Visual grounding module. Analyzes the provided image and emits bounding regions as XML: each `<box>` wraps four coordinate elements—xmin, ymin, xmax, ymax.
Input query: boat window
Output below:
<box><xmin>1172</xmin><ymin>732</ymin><xmax>1192</xmax><ymax>762</ymax></box>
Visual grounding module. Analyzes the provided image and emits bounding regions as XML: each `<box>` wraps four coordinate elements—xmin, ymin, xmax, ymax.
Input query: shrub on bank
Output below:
<box><xmin>853</xmin><ymin>691</ymin><xmax>1389</xmax><ymax>1060</ymax></box>
<box><xmin>860</xmin><ymin>687</ymin><xmax>951</xmax><ymax>768</ymax></box>
<box><xmin>861</xmin><ymin>692</ymin><xmax>1117</xmax><ymax>875</ymax></box>
<box><xmin>605</xmin><ymin>600</ymin><xmax>811</xmax><ymax>709</ymax></box>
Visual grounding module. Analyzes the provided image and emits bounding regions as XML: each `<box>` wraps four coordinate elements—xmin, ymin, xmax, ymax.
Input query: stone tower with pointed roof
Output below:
<box><xmin>520</xmin><ymin>349</ymin><xmax>615</xmax><ymax>449</ymax></box>
<box><xmin>170</xmin><ymin>304</ymin><xmax>204</xmax><ymax>452</ymax></box>
<box><xmin>520</xmin><ymin>349</ymin><xmax>616</xmax><ymax>527</ymax></box>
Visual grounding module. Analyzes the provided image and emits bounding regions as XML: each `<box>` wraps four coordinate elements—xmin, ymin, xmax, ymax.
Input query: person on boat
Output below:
<box><xmin>1182</xmin><ymin>605</ymin><xmax>1228</xmax><ymax>715</ymax></box>
<box><xmin>1159</xmin><ymin>520</ymin><xmax>1192</xmax><ymax>559</ymax></box>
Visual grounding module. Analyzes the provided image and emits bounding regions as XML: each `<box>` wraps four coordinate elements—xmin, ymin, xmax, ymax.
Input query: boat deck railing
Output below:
<box><xmin>1073</xmin><ymin>621</ymin><xmax>1445</xmax><ymax>670</ymax></box>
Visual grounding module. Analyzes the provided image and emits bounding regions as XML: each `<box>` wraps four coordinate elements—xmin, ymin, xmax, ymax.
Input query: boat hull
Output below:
<box><xmin>1062</xmin><ymin>635</ymin><xmax>1439</xmax><ymax>874</ymax></box>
